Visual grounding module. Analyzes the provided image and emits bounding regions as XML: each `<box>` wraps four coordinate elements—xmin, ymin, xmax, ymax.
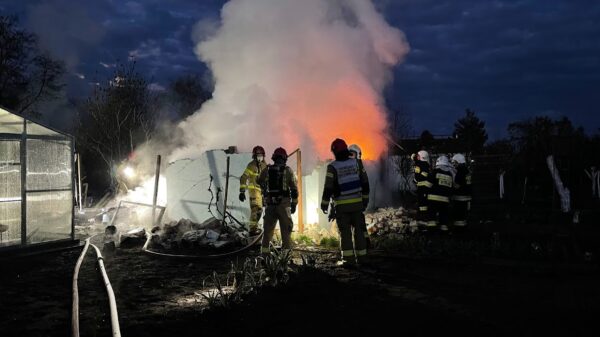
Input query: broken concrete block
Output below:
<box><xmin>120</xmin><ymin>228</ymin><xmax>147</xmax><ymax>248</ymax></box>
<box><xmin>194</xmin><ymin>217</ymin><xmax>222</xmax><ymax>232</ymax></box>
<box><xmin>180</xmin><ymin>230</ymin><xmax>207</xmax><ymax>248</ymax></box>
<box><xmin>205</xmin><ymin>229</ymin><xmax>220</xmax><ymax>242</ymax></box>
<box><xmin>211</xmin><ymin>240</ymin><xmax>232</xmax><ymax>249</ymax></box>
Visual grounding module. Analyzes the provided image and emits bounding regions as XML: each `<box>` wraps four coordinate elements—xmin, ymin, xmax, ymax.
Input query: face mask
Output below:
<box><xmin>257</xmin><ymin>155</ymin><xmax>264</xmax><ymax>162</ymax></box>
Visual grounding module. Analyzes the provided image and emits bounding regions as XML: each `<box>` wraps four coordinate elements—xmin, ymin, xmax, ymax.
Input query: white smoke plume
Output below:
<box><xmin>171</xmin><ymin>0</ymin><xmax>409</xmax><ymax>165</ymax></box>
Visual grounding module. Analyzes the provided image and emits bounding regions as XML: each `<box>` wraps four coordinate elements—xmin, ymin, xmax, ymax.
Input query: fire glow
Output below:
<box><xmin>171</xmin><ymin>0</ymin><xmax>409</xmax><ymax>165</ymax></box>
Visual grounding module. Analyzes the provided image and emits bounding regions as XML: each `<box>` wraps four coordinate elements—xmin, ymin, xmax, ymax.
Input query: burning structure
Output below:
<box><xmin>0</xmin><ymin>107</ymin><xmax>74</xmax><ymax>252</ymax></box>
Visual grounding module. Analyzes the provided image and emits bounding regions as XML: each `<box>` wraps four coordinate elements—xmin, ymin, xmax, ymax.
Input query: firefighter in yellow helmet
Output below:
<box><xmin>239</xmin><ymin>146</ymin><xmax>268</xmax><ymax>235</ymax></box>
<box><xmin>257</xmin><ymin>147</ymin><xmax>298</xmax><ymax>254</ymax></box>
<box><xmin>321</xmin><ymin>139</ymin><xmax>370</xmax><ymax>268</ymax></box>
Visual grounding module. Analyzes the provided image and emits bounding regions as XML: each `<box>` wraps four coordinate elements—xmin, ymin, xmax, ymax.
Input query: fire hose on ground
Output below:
<box><xmin>141</xmin><ymin>230</ymin><xmax>264</xmax><ymax>259</ymax></box>
<box><xmin>72</xmin><ymin>234</ymin><xmax>122</xmax><ymax>337</ymax></box>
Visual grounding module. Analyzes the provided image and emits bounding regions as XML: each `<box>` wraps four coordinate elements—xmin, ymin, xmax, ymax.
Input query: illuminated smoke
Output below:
<box><xmin>171</xmin><ymin>0</ymin><xmax>409</xmax><ymax>163</ymax></box>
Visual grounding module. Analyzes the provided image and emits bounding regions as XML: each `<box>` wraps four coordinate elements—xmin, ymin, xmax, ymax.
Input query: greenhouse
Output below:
<box><xmin>0</xmin><ymin>107</ymin><xmax>74</xmax><ymax>251</ymax></box>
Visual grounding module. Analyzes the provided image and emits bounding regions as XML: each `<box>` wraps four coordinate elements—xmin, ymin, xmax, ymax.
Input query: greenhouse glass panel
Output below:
<box><xmin>0</xmin><ymin>140</ymin><xmax>21</xmax><ymax>247</ymax></box>
<box><xmin>26</xmin><ymin>120</ymin><xmax>60</xmax><ymax>136</ymax></box>
<box><xmin>26</xmin><ymin>191</ymin><xmax>72</xmax><ymax>244</ymax></box>
<box><xmin>0</xmin><ymin>201</ymin><xmax>21</xmax><ymax>247</ymax></box>
<box><xmin>26</xmin><ymin>139</ymin><xmax>72</xmax><ymax>191</ymax></box>
<box><xmin>0</xmin><ymin>108</ymin><xmax>23</xmax><ymax>134</ymax></box>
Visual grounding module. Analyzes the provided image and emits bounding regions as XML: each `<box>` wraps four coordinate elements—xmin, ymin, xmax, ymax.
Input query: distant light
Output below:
<box><xmin>123</xmin><ymin>166</ymin><xmax>136</xmax><ymax>179</ymax></box>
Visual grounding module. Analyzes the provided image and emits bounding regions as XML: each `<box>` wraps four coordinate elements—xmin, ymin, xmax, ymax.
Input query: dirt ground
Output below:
<box><xmin>1</xmin><ymin>240</ymin><xmax>598</xmax><ymax>337</ymax></box>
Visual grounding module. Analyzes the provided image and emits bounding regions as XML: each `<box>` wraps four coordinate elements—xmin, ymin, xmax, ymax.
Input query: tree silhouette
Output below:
<box><xmin>454</xmin><ymin>108</ymin><xmax>488</xmax><ymax>154</ymax></box>
<box><xmin>0</xmin><ymin>16</ymin><xmax>64</xmax><ymax>119</ymax></box>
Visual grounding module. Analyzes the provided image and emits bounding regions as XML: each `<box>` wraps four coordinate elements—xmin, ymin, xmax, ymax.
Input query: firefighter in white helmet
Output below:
<box><xmin>426</xmin><ymin>155</ymin><xmax>454</xmax><ymax>232</ymax></box>
<box><xmin>411</xmin><ymin>150</ymin><xmax>432</xmax><ymax>230</ymax></box>
<box><xmin>349</xmin><ymin>144</ymin><xmax>370</xmax><ymax>248</ymax></box>
<box><xmin>451</xmin><ymin>153</ymin><xmax>472</xmax><ymax>232</ymax></box>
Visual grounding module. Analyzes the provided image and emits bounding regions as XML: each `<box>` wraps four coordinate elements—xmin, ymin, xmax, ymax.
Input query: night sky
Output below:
<box><xmin>1</xmin><ymin>0</ymin><xmax>599</xmax><ymax>139</ymax></box>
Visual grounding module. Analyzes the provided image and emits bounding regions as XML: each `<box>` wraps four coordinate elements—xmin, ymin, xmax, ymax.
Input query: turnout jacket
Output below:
<box><xmin>427</xmin><ymin>167</ymin><xmax>454</xmax><ymax>203</ymax></box>
<box><xmin>414</xmin><ymin>160</ymin><xmax>432</xmax><ymax>189</ymax></box>
<box><xmin>321</xmin><ymin>158</ymin><xmax>370</xmax><ymax>213</ymax></box>
<box><xmin>240</xmin><ymin>160</ymin><xmax>267</xmax><ymax>193</ymax></box>
<box><xmin>257</xmin><ymin>164</ymin><xmax>298</xmax><ymax>206</ymax></box>
<box><xmin>453</xmin><ymin>165</ymin><xmax>472</xmax><ymax>201</ymax></box>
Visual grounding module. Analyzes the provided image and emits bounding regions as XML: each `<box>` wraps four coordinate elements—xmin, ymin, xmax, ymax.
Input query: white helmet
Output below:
<box><xmin>436</xmin><ymin>155</ymin><xmax>450</xmax><ymax>168</ymax></box>
<box><xmin>451</xmin><ymin>153</ymin><xmax>466</xmax><ymax>165</ymax></box>
<box><xmin>349</xmin><ymin>144</ymin><xmax>362</xmax><ymax>159</ymax></box>
<box><xmin>417</xmin><ymin>150</ymin><xmax>430</xmax><ymax>162</ymax></box>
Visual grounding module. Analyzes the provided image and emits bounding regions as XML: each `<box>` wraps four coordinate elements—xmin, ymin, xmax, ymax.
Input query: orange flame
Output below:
<box><xmin>282</xmin><ymin>78</ymin><xmax>388</xmax><ymax>160</ymax></box>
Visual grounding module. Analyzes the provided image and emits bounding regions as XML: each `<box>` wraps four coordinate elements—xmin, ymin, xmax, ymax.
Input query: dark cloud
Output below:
<box><xmin>1</xmin><ymin>0</ymin><xmax>599</xmax><ymax>138</ymax></box>
<box><xmin>380</xmin><ymin>0</ymin><xmax>600</xmax><ymax>138</ymax></box>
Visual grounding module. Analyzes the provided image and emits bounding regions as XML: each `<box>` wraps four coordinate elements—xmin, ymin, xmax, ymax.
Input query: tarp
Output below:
<box><xmin>166</xmin><ymin>151</ymin><xmax>253</xmax><ymax>226</ymax></box>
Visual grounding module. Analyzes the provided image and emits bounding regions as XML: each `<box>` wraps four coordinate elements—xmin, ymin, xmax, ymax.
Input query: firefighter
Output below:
<box><xmin>348</xmin><ymin>144</ymin><xmax>371</xmax><ymax>248</ymax></box>
<box><xmin>451</xmin><ymin>153</ymin><xmax>472</xmax><ymax>232</ymax></box>
<box><xmin>412</xmin><ymin>150</ymin><xmax>432</xmax><ymax>230</ymax></box>
<box><xmin>239</xmin><ymin>146</ymin><xmax>268</xmax><ymax>235</ymax></box>
<box><xmin>257</xmin><ymin>147</ymin><xmax>298</xmax><ymax>255</ymax></box>
<box><xmin>426</xmin><ymin>155</ymin><xmax>454</xmax><ymax>233</ymax></box>
<box><xmin>321</xmin><ymin>139</ymin><xmax>370</xmax><ymax>267</ymax></box>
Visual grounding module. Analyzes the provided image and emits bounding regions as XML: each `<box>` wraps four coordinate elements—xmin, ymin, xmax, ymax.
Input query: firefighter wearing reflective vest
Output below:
<box><xmin>426</xmin><ymin>155</ymin><xmax>454</xmax><ymax>232</ymax></box>
<box><xmin>321</xmin><ymin>139</ymin><xmax>370</xmax><ymax>267</ymax></box>
<box><xmin>239</xmin><ymin>146</ymin><xmax>268</xmax><ymax>235</ymax></box>
<box><xmin>412</xmin><ymin>150</ymin><xmax>432</xmax><ymax>229</ymax></box>
<box><xmin>348</xmin><ymin>144</ymin><xmax>371</xmax><ymax>248</ymax></box>
<box><xmin>257</xmin><ymin>147</ymin><xmax>298</xmax><ymax>254</ymax></box>
<box><xmin>451</xmin><ymin>154</ymin><xmax>472</xmax><ymax>230</ymax></box>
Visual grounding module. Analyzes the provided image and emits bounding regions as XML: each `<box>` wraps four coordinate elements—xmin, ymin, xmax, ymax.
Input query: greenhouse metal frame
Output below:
<box><xmin>0</xmin><ymin>107</ymin><xmax>75</xmax><ymax>251</ymax></box>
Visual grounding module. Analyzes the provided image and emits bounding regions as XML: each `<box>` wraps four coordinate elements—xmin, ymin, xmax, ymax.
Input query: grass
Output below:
<box><xmin>319</xmin><ymin>236</ymin><xmax>340</xmax><ymax>248</ymax></box>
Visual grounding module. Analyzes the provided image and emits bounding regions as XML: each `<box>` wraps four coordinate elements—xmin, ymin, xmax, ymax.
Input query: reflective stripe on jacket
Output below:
<box><xmin>427</xmin><ymin>168</ymin><xmax>453</xmax><ymax>203</ymax></box>
<box><xmin>321</xmin><ymin>158</ymin><xmax>370</xmax><ymax>213</ymax></box>
<box><xmin>240</xmin><ymin>160</ymin><xmax>267</xmax><ymax>193</ymax></box>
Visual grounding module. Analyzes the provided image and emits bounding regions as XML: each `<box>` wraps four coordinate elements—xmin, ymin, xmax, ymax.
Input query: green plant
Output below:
<box><xmin>227</xmin><ymin>257</ymin><xmax>262</xmax><ymax>293</ymax></box>
<box><xmin>294</xmin><ymin>234</ymin><xmax>314</xmax><ymax>246</ymax></box>
<box><xmin>260</xmin><ymin>245</ymin><xmax>292</xmax><ymax>286</ymax></box>
<box><xmin>319</xmin><ymin>236</ymin><xmax>340</xmax><ymax>248</ymax></box>
<box><xmin>300</xmin><ymin>254</ymin><xmax>317</xmax><ymax>269</ymax></box>
<box><xmin>198</xmin><ymin>271</ymin><xmax>237</xmax><ymax>309</ymax></box>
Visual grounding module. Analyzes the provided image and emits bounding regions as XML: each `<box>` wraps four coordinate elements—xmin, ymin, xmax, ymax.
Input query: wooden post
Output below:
<box><xmin>77</xmin><ymin>153</ymin><xmax>83</xmax><ymax>212</ymax></box>
<box><xmin>222</xmin><ymin>156</ymin><xmax>231</xmax><ymax>225</ymax></box>
<box><xmin>151</xmin><ymin>155</ymin><xmax>161</xmax><ymax>227</ymax></box>
<box><xmin>297</xmin><ymin>149</ymin><xmax>304</xmax><ymax>234</ymax></box>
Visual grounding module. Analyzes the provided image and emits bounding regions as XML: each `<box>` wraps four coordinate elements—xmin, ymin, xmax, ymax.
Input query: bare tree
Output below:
<box><xmin>0</xmin><ymin>15</ymin><xmax>64</xmax><ymax>119</ymax></box>
<box><xmin>78</xmin><ymin>60</ymin><xmax>158</xmax><ymax>191</ymax></box>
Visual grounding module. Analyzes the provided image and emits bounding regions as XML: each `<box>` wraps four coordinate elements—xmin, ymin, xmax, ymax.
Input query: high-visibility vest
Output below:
<box><xmin>330</xmin><ymin>158</ymin><xmax>362</xmax><ymax>206</ymax></box>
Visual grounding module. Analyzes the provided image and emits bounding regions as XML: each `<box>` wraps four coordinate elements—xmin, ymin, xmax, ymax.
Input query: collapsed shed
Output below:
<box><xmin>165</xmin><ymin>150</ymin><xmax>395</xmax><ymax>231</ymax></box>
<box><xmin>0</xmin><ymin>107</ymin><xmax>74</xmax><ymax>252</ymax></box>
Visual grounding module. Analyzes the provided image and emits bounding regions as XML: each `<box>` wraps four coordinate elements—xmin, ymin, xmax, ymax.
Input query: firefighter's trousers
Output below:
<box><xmin>427</xmin><ymin>199</ymin><xmax>450</xmax><ymax>232</ymax></box>
<box><xmin>248</xmin><ymin>190</ymin><xmax>263</xmax><ymax>232</ymax></box>
<box><xmin>451</xmin><ymin>197</ymin><xmax>471</xmax><ymax>231</ymax></box>
<box><xmin>416</xmin><ymin>187</ymin><xmax>429</xmax><ymax>226</ymax></box>
<box><xmin>336</xmin><ymin>211</ymin><xmax>367</xmax><ymax>263</ymax></box>
<box><xmin>261</xmin><ymin>198</ymin><xmax>293</xmax><ymax>254</ymax></box>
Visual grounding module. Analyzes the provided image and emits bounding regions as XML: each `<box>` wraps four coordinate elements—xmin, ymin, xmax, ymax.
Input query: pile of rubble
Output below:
<box><xmin>366</xmin><ymin>207</ymin><xmax>416</xmax><ymax>236</ymax></box>
<box><xmin>149</xmin><ymin>217</ymin><xmax>250</xmax><ymax>252</ymax></box>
